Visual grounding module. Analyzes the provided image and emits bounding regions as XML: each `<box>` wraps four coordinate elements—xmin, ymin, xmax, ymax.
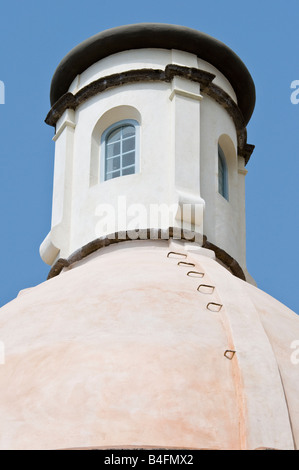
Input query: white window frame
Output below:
<box><xmin>100</xmin><ymin>119</ymin><xmax>140</xmax><ymax>182</ymax></box>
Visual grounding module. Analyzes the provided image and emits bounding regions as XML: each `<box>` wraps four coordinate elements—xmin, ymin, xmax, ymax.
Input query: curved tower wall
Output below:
<box><xmin>40</xmin><ymin>29</ymin><xmax>254</xmax><ymax>282</ymax></box>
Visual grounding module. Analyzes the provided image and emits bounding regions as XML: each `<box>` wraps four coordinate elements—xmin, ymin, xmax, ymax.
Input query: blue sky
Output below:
<box><xmin>0</xmin><ymin>0</ymin><xmax>298</xmax><ymax>313</ymax></box>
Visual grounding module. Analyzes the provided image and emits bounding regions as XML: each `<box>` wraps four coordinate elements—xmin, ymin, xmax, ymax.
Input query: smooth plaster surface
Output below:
<box><xmin>0</xmin><ymin>240</ymin><xmax>298</xmax><ymax>450</ymax></box>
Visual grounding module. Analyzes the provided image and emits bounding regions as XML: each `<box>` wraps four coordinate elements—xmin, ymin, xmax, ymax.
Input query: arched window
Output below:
<box><xmin>218</xmin><ymin>145</ymin><xmax>228</xmax><ymax>200</ymax></box>
<box><xmin>101</xmin><ymin>120</ymin><xmax>139</xmax><ymax>181</ymax></box>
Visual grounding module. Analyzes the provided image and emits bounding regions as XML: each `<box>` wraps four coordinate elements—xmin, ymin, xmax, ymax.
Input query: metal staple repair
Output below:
<box><xmin>177</xmin><ymin>261</ymin><xmax>195</xmax><ymax>267</ymax></box>
<box><xmin>206</xmin><ymin>302</ymin><xmax>223</xmax><ymax>312</ymax></box>
<box><xmin>197</xmin><ymin>284</ymin><xmax>215</xmax><ymax>294</ymax></box>
<box><xmin>224</xmin><ymin>350</ymin><xmax>236</xmax><ymax>360</ymax></box>
<box><xmin>187</xmin><ymin>271</ymin><xmax>204</xmax><ymax>278</ymax></box>
<box><xmin>167</xmin><ymin>251</ymin><xmax>187</xmax><ymax>259</ymax></box>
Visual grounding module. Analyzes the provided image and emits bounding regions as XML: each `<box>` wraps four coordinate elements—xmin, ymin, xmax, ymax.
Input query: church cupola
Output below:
<box><xmin>40</xmin><ymin>23</ymin><xmax>256</xmax><ymax>282</ymax></box>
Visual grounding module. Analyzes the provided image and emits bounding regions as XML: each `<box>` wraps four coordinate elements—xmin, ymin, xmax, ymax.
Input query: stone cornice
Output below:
<box><xmin>45</xmin><ymin>64</ymin><xmax>254</xmax><ymax>164</ymax></box>
<box><xmin>47</xmin><ymin>229</ymin><xmax>246</xmax><ymax>282</ymax></box>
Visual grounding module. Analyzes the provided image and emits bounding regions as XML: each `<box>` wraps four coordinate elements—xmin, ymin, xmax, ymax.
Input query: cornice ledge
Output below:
<box><xmin>45</xmin><ymin>65</ymin><xmax>254</xmax><ymax>164</ymax></box>
<box><xmin>47</xmin><ymin>229</ymin><xmax>246</xmax><ymax>283</ymax></box>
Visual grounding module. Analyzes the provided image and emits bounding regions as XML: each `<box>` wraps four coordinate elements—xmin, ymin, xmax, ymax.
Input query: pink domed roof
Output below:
<box><xmin>0</xmin><ymin>239</ymin><xmax>298</xmax><ymax>450</ymax></box>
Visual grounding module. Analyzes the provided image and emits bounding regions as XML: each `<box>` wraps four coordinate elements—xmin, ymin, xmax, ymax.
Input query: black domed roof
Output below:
<box><xmin>50</xmin><ymin>23</ymin><xmax>255</xmax><ymax>125</ymax></box>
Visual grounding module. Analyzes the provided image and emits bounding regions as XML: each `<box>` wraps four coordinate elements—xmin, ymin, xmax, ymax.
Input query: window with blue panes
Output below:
<box><xmin>103</xmin><ymin>120</ymin><xmax>138</xmax><ymax>181</ymax></box>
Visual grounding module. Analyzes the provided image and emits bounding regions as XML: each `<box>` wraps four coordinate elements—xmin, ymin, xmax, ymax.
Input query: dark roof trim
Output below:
<box><xmin>47</xmin><ymin>229</ymin><xmax>246</xmax><ymax>282</ymax></box>
<box><xmin>50</xmin><ymin>23</ymin><xmax>255</xmax><ymax>125</ymax></box>
<box><xmin>46</xmin><ymin>65</ymin><xmax>254</xmax><ymax>164</ymax></box>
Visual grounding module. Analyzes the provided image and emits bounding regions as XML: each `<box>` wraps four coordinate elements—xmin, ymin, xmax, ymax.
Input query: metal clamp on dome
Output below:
<box><xmin>224</xmin><ymin>350</ymin><xmax>236</xmax><ymax>360</ymax></box>
<box><xmin>187</xmin><ymin>271</ymin><xmax>204</xmax><ymax>278</ymax></box>
<box><xmin>177</xmin><ymin>261</ymin><xmax>195</xmax><ymax>267</ymax></box>
<box><xmin>197</xmin><ymin>284</ymin><xmax>215</xmax><ymax>294</ymax></box>
<box><xmin>207</xmin><ymin>302</ymin><xmax>223</xmax><ymax>312</ymax></box>
<box><xmin>167</xmin><ymin>252</ymin><xmax>187</xmax><ymax>259</ymax></box>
